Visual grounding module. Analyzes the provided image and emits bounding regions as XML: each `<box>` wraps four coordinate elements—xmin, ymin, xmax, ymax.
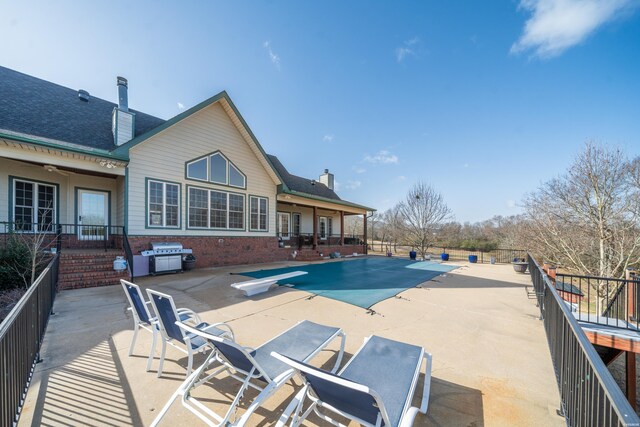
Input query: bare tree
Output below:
<box><xmin>522</xmin><ymin>143</ymin><xmax>640</xmax><ymax>312</ymax></box>
<box><xmin>398</xmin><ymin>182</ymin><xmax>452</xmax><ymax>259</ymax></box>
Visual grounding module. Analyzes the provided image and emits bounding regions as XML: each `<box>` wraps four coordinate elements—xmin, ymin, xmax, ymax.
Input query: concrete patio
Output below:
<box><xmin>18</xmin><ymin>258</ymin><xmax>565</xmax><ymax>427</ymax></box>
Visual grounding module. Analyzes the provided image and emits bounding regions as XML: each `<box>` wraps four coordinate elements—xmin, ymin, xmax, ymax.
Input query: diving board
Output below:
<box><xmin>231</xmin><ymin>271</ymin><xmax>308</xmax><ymax>296</ymax></box>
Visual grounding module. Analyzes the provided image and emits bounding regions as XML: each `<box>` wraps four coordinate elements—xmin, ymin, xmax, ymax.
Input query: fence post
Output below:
<box><xmin>56</xmin><ymin>224</ymin><xmax>62</xmax><ymax>253</ymax></box>
<box><xmin>627</xmin><ymin>268</ymin><xmax>638</xmax><ymax>321</ymax></box>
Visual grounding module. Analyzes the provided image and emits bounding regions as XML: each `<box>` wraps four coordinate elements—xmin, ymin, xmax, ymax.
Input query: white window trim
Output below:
<box><xmin>186</xmin><ymin>157</ymin><xmax>209</xmax><ymax>182</ymax></box>
<box><xmin>185</xmin><ymin>152</ymin><xmax>247</xmax><ymax>189</ymax></box>
<box><xmin>13</xmin><ymin>178</ymin><xmax>57</xmax><ymax>232</ymax></box>
<box><xmin>147</xmin><ymin>180</ymin><xmax>181</xmax><ymax>228</ymax></box>
<box><xmin>187</xmin><ymin>186</ymin><xmax>245</xmax><ymax>230</ymax></box>
<box><xmin>318</xmin><ymin>216</ymin><xmax>328</xmax><ymax>240</ymax></box>
<box><xmin>277</xmin><ymin>211</ymin><xmax>291</xmax><ymax>240</ymax></box>
<box><xmin>249</xmin><ymin>196</ymin><xmax>269</xmax><ymax>231</ymax></box>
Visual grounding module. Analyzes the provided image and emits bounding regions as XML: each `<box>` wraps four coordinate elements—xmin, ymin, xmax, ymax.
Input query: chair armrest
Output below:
<box><xmin>176</xmin><ymin>307</ymin><xmax>201</xmax><ymax>324</ymax></box>
<box><xmin>399</xmin><ymin>407</ymin><xmax>420</xmax><ymax>427</ymax></box>
<box><xmin>203</xmin><ymin>322</ymin><xmax>235</xmax><ymax>340</ymax></box>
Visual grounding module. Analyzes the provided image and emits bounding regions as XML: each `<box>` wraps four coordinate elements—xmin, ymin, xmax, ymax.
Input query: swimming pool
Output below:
<box><xmin>238</xmin><ymin>257</ymin><xmax>457</xmax><ymax>309</ymax></box>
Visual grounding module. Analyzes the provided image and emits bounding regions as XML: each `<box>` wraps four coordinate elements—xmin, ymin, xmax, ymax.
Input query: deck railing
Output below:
<box><xmin>555</xmin><ymin>273</ymin><xmax>640</xmax><ymax>331</ymax></box>
<box><xmin>277</xmin><ymin>233</ymin><xmax>365</xmax><ymax>249</ymax></box>
<box><xmin>122</xmin><ymin>227</ymin><xmax>134</xmax><ymax>280</ymax></box>
<box><xmin>0</xmin><ymin>222</ymin><xmax>125</xmax><ymax>252</ymax></box>
<box><xmin>528</xmin><ymin>255</ymin><xmax>640</xmax><ymax>426</ymax></box>
<box><xmin>0</xmin><ymin>255</ymin><xmax>59</xmax><ymax>426</ymax></box>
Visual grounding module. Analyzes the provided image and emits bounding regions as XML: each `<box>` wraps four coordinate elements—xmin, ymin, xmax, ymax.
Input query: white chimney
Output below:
<box><xmin>112</xmin><ymin>76</ymin><xmax>135</xmax><ymax>146</ymax></box>
<box><xmin>319</xmin><ymin>169</ymin><xmax>334</xmax><ymax>191</ymax></box>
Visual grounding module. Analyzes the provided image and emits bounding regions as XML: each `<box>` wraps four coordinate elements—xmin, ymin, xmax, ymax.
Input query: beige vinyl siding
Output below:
<box><xmin>127</xmin><ymin>102</ymin><xmax>277</xmax><ymax>236</ymax></box>
<box><xmin>116</xmin><ymin>176</ymin><xmax>125</xmax><ymax>226</ymax></box>
<box><xmin>0</xmin><ymin>157</ymin><xmax>118</xmax><ymax>225</ymax></box>
<box><xmin>276</xmin><ymin>204</ymin><xmax>341</xmax><ymax>235</ymax></box>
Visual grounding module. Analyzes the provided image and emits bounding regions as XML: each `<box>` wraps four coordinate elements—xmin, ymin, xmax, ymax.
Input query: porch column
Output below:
<box><xmin>312</xmin><ymin>206</ymin><xmax>318</xmax><ymax>249</ymax></box>
<box><xmin>339</xmin><ymin>211</ymin><xmax>344</xmax><ymax>245</ymax></box>
<box><xmin>363</xmin><ymin>213</ymin><xmax>368</xmax><ymax>255</ymax></box>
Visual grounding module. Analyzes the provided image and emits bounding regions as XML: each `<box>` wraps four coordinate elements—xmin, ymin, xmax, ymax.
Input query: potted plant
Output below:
<box><xmin>182</xmin><ymin>254</ymin><xmax>197</xmax><ymax>271</ymax></box>
<box><xmin>512</xmin><ymin>257</ymin><xmax>528</xmax><ymax>273</ymax></box>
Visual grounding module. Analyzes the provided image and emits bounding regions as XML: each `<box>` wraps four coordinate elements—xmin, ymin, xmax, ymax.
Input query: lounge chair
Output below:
<box><xmin>120</xmin><ymin>280</ymin><xmax>198</xmax><ymax>371</ymax></box>
<box><xmin>272</xmin><ymin>335</ymin><xmax>432</xmax><ymax>427</ymax></box>
<box><xmin>150</xmin><ymin>320</ymin><xmax>346</xmax><ymax>427</ymax></box>
<box><xmin>146</xmin><ymin>289</ymin><xmax>234</xmax><ymax>377</ymax></box>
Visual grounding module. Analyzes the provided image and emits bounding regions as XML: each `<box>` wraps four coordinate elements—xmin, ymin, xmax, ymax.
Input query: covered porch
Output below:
<box><xmin>275</xmin><ymin>192</ymin><xmax>369</xmax><ymax>253</ymax></box>
<box><xmin>0</xmin><ymin>138</ymin><xmax>127</xmax><ymax>252</ymax></box>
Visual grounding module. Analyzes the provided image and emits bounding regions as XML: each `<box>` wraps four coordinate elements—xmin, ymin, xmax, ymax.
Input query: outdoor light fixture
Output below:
<box><xmin>99</xmin><ymin>160</ymin><xmax>118</xmax><ymax>169</ymax></box>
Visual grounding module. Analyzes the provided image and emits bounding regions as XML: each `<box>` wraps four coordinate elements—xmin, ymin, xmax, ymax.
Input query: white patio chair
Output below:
<box><xmin>146</xmin><ymin>289</ymin><xmax>234</xmax><ymax>377</ymax></box>
<box><xmin>120</xmin><ymin>280</ymin><xmax>198</xmax><ymax>371</ymax></box>
<box><xmin>272</xmin><ymin>335</ymin><xmax>432</xmax><ymax>427</ymax></box>
<box><xmin>150</xmin><ymin>320</ymin><xmax>346</xmax><ymax>427</ymax></box>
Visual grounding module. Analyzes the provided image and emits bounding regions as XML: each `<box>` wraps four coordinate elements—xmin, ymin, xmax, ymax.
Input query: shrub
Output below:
<box><xmin>0</xmin><ymin>235</ymin><xmax>45</xmax><ymax>291</ymax></box>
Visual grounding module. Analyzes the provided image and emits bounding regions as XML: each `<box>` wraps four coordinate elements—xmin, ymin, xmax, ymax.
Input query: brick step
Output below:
<box><xmin>59</xmin><ymin>270</ymin><xmax>129</xmax><ymax>280</ymax></box>
<box><xmin>59</xmin><ymin>263</ymin><xmax>126</xmax><ymax>273</ymax></box>
<box><xmin>58</xmin><ymin>277</ymin><xmax>124</xmax><ymax>290</ymax></box>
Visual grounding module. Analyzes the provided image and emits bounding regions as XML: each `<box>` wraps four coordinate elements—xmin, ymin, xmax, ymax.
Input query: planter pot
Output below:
<box><xmin>409</xmin><ymin>251</ymin><xmax>417</xmax><ymax>260</ymax></box>
<box><xmin>441</xmin><ymin>253</ymin><xmax>449</xmax><ymax>261</ymax></box>
<box><xmin>468</xmin><ymin>255</ymin><xmax>478</xmax><ymax>264</ymax></box>
<box><xmin>512</xmin><ymin>262</ymin><xmax>528</xmax><ymax>274</ymax></box>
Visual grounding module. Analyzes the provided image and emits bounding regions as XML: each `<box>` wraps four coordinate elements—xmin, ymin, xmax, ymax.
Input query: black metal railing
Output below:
<box><xmin>528</xmin><ymin>255</ymin><xmax>640</xmax><ymax>426</ymax></box>
<box><xmin>554</xmin><ymin>273</ymin><xmax>640</xmax><ymax>331</ymax></box>
<box><xmin>277</xmin><ymin>233</ymin><xmax>365</xmax><ymax>249</ymax></box>
<box><xmin>0</xmin><ymin>255</ymin><xmax>59</xmax><ymax>426</ymax></box>
<box><xmin>430</xmin><ymin>247</ymin><xmax>528</xmax><ymax>264</ymax></box>
<box><xmin>1</xmin><ymin>222</ymin><xmax>125</xmax><ymax>253</ymax></box>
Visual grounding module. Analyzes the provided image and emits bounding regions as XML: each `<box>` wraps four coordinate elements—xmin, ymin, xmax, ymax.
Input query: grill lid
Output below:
<box><xmin>151</xmin><ymin>242</ymin><xmax>183</xmax><ymax>251</ymax></box>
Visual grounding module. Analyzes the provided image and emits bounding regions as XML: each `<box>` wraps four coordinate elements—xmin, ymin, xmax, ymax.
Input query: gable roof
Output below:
<box><xmin>0</xmin><ymin>66</ymin><xmax>165</xmax><ymax>151</ymax></box>
<box><xmin>267</xmin><ymin>154</ymin><xmax>341</xmax><ymax>200</ymax></box>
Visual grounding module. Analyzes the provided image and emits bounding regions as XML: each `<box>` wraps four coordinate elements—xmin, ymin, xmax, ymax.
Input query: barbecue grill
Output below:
<box><xmin>143</xmin><ymin>242</ymin><xmax>186</xmax><ymax>275</ymax></box>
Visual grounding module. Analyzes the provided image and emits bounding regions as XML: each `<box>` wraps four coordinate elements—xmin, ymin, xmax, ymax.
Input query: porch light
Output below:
<box><xmin>99</xmin><ymin>160</ymin><xmax>118</xmax><ymax>169</ymax></box>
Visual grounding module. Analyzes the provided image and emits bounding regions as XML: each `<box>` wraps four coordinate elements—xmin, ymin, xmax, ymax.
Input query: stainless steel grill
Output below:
<box><xmin>144</xmin><ymin>242</ymin><xmax>184</xmax><ymax>275</ymax></box>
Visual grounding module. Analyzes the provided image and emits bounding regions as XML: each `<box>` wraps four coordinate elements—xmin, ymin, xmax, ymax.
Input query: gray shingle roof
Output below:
<box><xmin>0</xmin><ymin>66</ymin><xmax>165</xmax><ymax>151</ymax></box>
<box><xmin>267</xmin><ymin>154</ymin><xmax>341</xmax><ymax>201</ymax></box>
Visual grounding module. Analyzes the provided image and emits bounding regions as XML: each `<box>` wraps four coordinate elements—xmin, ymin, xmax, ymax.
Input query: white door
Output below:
<box><xmin>277</xmin><ymin>212</ymin><xmax>290</xmax><ymax>240</ymax></box>
<box><xmin>78</xmin><ymin>190</ymin><xmax>108</xmax><ymax>240</ymax></box>
<box><xmin>318</xmin><ymin>217</ymin><xmax>327</xmax><ymax>240</ymax></box>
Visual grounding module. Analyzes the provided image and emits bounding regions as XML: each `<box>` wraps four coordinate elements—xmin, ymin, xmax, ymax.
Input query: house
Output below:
<box><xmin>0</xmin><ymin>66</ymin><xmax>373</xmax><ymax>288</ymax></box>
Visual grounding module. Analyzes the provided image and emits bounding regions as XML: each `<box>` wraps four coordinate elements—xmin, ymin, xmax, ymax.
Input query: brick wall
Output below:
<box><xmin>128</xmin><ymin>235</ymin><xmax>291</xmax><ymax>268</ymax></box>
<box><xmin>128</xmin><ymin>235</ymin><xmax>366</xmax><ymax>268</ymax></box>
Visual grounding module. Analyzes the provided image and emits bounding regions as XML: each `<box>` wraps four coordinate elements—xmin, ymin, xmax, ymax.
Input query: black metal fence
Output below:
<box><xmin>0</xmin><ymin>255</ymin><xmax>59</xmax><ymax>426</ymax></box>
<box><xmin>528</xmin><ymin>255</ymin><xmax>640</xmax><ymax>426</ymax></box>
<box><xmin>122</xmin><ymin>228</ymin><xmax>134</xmax><ymax>280</ymax></box>
<box><xmin>377</xmin><ymin>245</ymin><xmax>527</xmax><ymax>264</ymax></box>
<box><xmin>0</xmin><ymin>222</ymin><xmax>125</xmax><ymax>252</ymax></box>
<box><xmin>555</xmin><ymin>273</ymin><xmax>640</xmax><ymax>331</ymax></box>
<box><xmin>277</xmin><ymin>233</ymin><xmax>365</xmax><ymax>249</ymax></box>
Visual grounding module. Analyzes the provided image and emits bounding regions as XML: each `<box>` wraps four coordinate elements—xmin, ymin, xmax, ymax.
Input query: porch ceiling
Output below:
<box><xmin>1</xmin><ymin>135</ymin><xmax>127</xmax><ymax>176</ymax></box>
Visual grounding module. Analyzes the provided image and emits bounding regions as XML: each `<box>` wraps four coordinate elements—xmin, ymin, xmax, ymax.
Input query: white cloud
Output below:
<box><xmin>177</xmin><ymin>102</ymin><xmax>185</xmax><ymax>110</ymax></box>
<box><xmin>395</xmin><ymin>36</ymin><xmax>420</xmax><ymax>62</ymax></box>
<box><xmin>463</xmin><ymin>163</ymin><xmax>469</xmax><ymax>168</ymax></box>
<box><xmin>511</xmin><ymin>0</ymin><xmax>635</xmax><ymax>58</ymax></box>
<box><xmin>363</xmin><ymin>150</ymin><xmax>399</xmax><ymax>165</ymax></box>
<box><xmin>323</xmin><ymin>134</ymin><xmax>334</xmax><ymax>142</ymax></box>
<box><xmin>345</xmin><ymin>180</ymin><xmax>362</xmax><ymax>190</ymax></box>
<box><xmin>263</xmin><ymin>41</ymin><xmax>281</xmax><ymax>69</ymax></box>
<box><xmin>395</xmin><ymin>175</ymin><xmax>407</xmax><ymax>182</ymax></box>
<box><xmin>353</xmin><ymin>166</ymin><xmax>367</xmax><ymax>174</ymax></box>
<box><xmin>507</xmin><ymin>199</ymin><xmax>517</xmax><ymax>209</ymax></box>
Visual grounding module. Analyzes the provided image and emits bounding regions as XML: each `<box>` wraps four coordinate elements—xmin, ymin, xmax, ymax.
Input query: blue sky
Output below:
<box><xmin>2</xmin><ymin>1</ymin><xmax>639</xmax><ymax>222</ymax></box>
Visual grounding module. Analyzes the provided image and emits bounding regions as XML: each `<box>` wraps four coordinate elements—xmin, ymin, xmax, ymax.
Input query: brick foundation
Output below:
<box><xmin>128</xmin><ymin>235</ymin><xmax>365</xmax><ymax>268</ymax></box>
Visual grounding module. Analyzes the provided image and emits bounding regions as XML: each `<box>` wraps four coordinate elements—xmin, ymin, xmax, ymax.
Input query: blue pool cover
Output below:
<box><xmin>238</xmin><ymin>257</ymin><xmax>457</xmax><ymax>309</ymax></box>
